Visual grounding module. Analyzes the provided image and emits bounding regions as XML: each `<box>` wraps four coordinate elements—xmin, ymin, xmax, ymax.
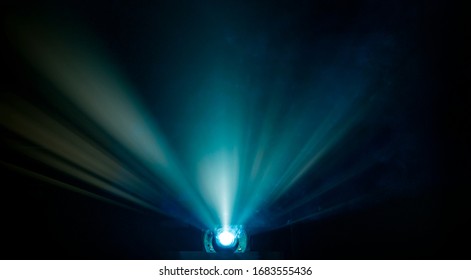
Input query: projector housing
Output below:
<box><xmin>203</xmin><ymin>225</ymin><xmax>248</xmax><ymax>253</ymax></box>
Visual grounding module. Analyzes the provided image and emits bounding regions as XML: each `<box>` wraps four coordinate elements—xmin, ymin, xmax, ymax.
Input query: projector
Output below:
<box><xmin>203</xmin><ymin>225</ymin><xmax>248</xmax><ymax>253</ymax></box>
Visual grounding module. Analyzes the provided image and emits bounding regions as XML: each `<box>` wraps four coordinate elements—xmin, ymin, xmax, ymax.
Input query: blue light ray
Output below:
<box><xmin>3</xmin><ymin>14</ymin><xmax>400</xmax><ymax>233</ymax></box>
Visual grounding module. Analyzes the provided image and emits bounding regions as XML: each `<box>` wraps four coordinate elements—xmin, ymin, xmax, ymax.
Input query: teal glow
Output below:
<box><xmin>216</xmin><ymin>231</ymin><xmax>236</xmax><ymax>247</ymax></box>
<box><xmin>3</xmin><ymin>16</ymin><xmax>383</xmax><ymax>232</ymax></box>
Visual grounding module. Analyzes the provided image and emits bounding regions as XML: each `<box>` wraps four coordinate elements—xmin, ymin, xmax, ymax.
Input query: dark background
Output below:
<box><xmin>1</xmin><ymin>0</ymin><xmax>469</xmax><ymax>259</ymax></box>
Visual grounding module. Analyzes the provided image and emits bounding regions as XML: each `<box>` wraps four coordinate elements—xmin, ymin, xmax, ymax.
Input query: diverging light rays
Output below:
<box><xmin>234</xmin><ymin>84</ymin><xmax>370</xmax><ymax>226</ymax></box>
<box><xmin>6</xmin><ymin>18</ymin><xmax>215</xmax><ymax>228</ymax></box>
<box><xmin>4</xmin><ymin>16</ymin><xmax>385</xmax><ymax>231</ymax></box>
<box><xmin>0</xmin><ymin>95</ymin><xmax>164</xmax><ymax>213</ymax></box>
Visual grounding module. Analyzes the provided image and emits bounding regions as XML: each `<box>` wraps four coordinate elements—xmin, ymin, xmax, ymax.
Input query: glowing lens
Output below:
<box><xmin>217</xmin><ymin>230</ymin><xmax>235</xmax><ymax>247</ymax></box>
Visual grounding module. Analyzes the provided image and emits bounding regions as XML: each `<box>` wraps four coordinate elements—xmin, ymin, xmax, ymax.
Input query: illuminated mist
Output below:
<box><xmin>1</xmin><ymin>10</ymin><xmax>427</xmax><ymax>235</ymax></box>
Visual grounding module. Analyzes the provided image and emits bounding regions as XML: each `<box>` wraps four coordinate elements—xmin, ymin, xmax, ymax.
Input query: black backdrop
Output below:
<box><xmin>0</xmin><ymin>0</ymin><xmax>469</xmax><ymax>259</ymax></box>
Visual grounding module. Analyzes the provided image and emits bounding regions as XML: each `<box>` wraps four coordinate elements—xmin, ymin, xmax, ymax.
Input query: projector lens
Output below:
<box><xmin>204</xmin><ymin>225</ymin><xmax>248</xmax><ymax>253</ymax></box>
<box><xmin>217</xmin><ymin>230</ymin><xmax>236</xmax><ymax>247</ymax></box>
